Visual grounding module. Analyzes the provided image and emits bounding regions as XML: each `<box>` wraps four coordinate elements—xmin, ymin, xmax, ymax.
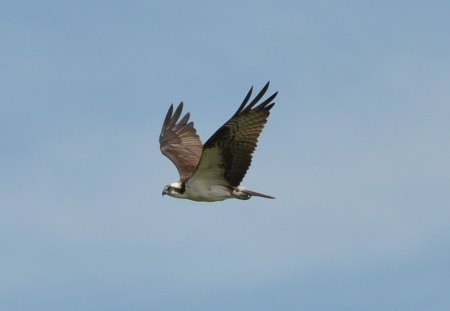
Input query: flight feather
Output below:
<box><xmin>190</xmin><ymin>82</ymin><xmax>277</xmax><ymax>187</ymax></box>
<box><xmin>159</xmin><ymin>102</ymin><xmax>203</xmax><ymax>181</ymax></box>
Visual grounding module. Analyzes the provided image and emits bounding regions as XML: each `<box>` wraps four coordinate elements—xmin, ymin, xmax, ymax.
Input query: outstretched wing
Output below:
<box><xmin>159</xmin><ymin>102</ymin><xmax>203</xmax><ymax>181</ymax></box>
<box><xmin>188</xmin><ymin>82</ymin><xmax>277</xmax><ymax>187</ymax></box>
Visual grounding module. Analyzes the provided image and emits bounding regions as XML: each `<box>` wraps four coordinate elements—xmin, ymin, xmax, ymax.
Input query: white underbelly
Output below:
<box><xmin>185</xmin><ymin>180</ymin><xmax>232</xmax><ymax>202</ymax></box>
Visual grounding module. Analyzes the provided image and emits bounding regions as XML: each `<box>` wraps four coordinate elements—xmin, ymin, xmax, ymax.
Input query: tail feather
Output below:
<box><xmin>242</xmin><ymin>189</ymin><xmax>275</xmax><ymax>199</ymax></box>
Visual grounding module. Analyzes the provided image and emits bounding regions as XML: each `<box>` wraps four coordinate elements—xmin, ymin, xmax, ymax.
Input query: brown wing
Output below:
<box><xmin>189</xmin><ymin>82</ymin><xmax>277</xmax><ymax>187</ymax></box>
<box><xmin>159</xmin><ymin>102</ymin><xmax>203</xmax><ymax>181</ymax></box>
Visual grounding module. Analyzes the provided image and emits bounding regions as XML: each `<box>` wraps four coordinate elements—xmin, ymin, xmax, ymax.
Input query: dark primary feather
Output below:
<box><xmin>199</xmin><ymin>82</ymin><xmax>277</xmax><ymax>187</ymax></box>
<box><xmin>159</xmin><ymin>102</ymin><xmax>203</xmax><ymax>181</ymax></box>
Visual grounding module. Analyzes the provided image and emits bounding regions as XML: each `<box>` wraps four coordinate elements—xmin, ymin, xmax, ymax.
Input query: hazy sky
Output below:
<box><xmin>1</xmin><ymin>1</ymin><xmax>450</xmax><ymax>310</ymax></box>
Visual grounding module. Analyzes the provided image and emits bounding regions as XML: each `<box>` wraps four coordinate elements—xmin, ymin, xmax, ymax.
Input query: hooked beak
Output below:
<box><xmin>162</xmin><ymin>187</ymin><xmax>169</xmax><ymax>196</ymax></box>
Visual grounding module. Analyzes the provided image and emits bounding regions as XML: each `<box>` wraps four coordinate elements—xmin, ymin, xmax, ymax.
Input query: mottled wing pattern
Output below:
<box><xmin>159</xmin><ymin>103</ymin><xmax>203</xmax><ymax>181</ymax></box>
<box><xmin>190</xmin><ymin>82</ymin><xmax>277</xmax><ymax>187</ymax></box>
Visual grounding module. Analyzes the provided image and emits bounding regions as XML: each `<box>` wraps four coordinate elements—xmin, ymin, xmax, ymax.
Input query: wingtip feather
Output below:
<box><xmin>234</xmin><ymin>86</ymin><xmax>253</xmax><ymax>116</ymax></box>
<box><xmin>172</xmin><ymin>102</ymin><xmax>183</xmax><ymax>122</ymax></box>
<box><xmin>246</xmin><ymin>82</ymin><xmax>270</xmax><ymax>110</ymax></box>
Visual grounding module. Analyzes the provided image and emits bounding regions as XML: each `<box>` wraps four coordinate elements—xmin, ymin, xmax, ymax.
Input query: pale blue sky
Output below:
<box><xmin>1</xmin><ymin>1</ymin><xmax>450</xmax><ymax>310</ymax></box>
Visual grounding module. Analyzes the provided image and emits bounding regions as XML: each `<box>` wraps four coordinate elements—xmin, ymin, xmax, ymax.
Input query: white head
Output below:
<box><xmin>162</xmin><ymin>181</ymin><xmax>186</xmax><ymax>198</ymax></box>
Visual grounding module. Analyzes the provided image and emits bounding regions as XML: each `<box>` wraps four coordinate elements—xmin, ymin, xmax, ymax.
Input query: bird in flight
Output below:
<box><xmin>160</xmin><ymin>82</ymin><xmax>277</xmax><ymax>202</ymax></box>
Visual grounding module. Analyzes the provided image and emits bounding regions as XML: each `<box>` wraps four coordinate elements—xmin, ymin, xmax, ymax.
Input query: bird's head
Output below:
<box><xmin>162</xmin><ymin>182</ymin><xmax>185</xmax><ymax>198</ymax></box>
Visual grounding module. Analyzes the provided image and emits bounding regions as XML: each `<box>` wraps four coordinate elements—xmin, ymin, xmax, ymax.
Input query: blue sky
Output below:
<box><xmin>1</xmin><ymin>1</ymin><xmax>450</xmax><ymax>310</ymax></box>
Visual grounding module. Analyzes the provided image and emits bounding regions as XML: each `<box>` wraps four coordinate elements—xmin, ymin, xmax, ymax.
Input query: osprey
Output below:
<box><xmin>160</xmin><ymin>82</ymin><xmax>277</xmax><ymax>202</ymax></box>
